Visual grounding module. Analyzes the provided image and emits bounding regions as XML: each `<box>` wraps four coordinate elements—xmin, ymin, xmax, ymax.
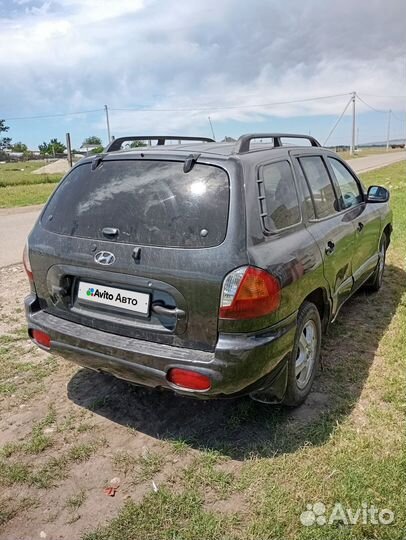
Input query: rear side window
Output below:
<box><xmin>328</xmin><ymin>157</ymin><xmax>363</xmax><ymax>209</ymax></box>
<box><xmin>299</xmin><ymin>156</ymin><xmax>338</xmax><ymax>219</ymax></box>
<box><xmin>293</xmin><ymin>161</ymin><xmax>316</xmax><ymax>220</ymax></box>
<box><xmin>41</xmin><ymin>160</ymin><xmax>230</xmax><ymax>248</ymax></box>
<box><xmin>260</xmin><ymin>161</ymin><xmax>301</xmax><ymax>231</ymax></box>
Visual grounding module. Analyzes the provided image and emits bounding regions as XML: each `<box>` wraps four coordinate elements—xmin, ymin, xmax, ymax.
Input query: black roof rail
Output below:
<box><xmin>234</xmin><ymin>133</ymin><xmax>321</xmax><ymax>154</ymax></box>
<box><xmin>106</xmin><ymin>135</ymin><xmax>215</xmax><ymax>152</ymax></box>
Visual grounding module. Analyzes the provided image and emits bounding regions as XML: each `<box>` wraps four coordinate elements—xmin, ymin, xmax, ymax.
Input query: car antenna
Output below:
<box><xmin>183</xmin><ymin>153</ymin><xmax>200</xmax><ymax>173</ymax></box>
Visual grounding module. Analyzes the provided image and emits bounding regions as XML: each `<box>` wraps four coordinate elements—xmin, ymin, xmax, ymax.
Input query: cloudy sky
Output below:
<box><xmin>1</xmin><ymin>0</ymin><xmax>405</xmax><ymax>149</ymax></box>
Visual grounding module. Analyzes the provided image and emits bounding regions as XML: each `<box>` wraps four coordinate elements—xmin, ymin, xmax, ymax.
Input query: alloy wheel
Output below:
<box><xmin>295</xmin><ymin>320</ymin><xmax>318</xmax><ymax>390</ymax></box>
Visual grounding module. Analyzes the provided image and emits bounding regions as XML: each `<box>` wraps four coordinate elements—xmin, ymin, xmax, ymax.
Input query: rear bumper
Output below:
<box><xmin>25</xmin><ymin>294</ymin><xmax>296</xmax><ymax>399</ymax></box>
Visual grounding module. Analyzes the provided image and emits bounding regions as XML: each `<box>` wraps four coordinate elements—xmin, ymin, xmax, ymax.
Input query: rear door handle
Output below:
<box><xmin>151</xmin><ymin>303</ymin><xmax>186</xmax><ymax>319</ymax></box>
<box><xmin>325</xmin><ymin>241</ymin><xmax>335</xmax><ymax>256</ymax></box>
<box><xmin>357</xmin><ymin>222</ymin><xmax>364</xmax><ymax>232</ymax></box>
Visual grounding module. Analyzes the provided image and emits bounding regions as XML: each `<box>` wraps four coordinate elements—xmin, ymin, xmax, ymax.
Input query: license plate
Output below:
<box><xmin>77</xmin><ymin>281</ymin><xmax>150</xmax><ymax>315</ymax></box>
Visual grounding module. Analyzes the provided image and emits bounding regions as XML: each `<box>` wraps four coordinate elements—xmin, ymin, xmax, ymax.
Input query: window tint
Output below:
<box><xmin>42</xmin><ymin>160</ymin><xmax>230</xmax><ymax>248</ymax></box>
<box><xmin>299</xmin><ymin>156</ymin><xmax>338</xmax><ymax>219</ymax></box>
<box><xmin>328</xmin><ymin>157</ymin><xmax>363</xmax><ymax>209</ymax></box>
<box><xmin>261</xmin><ymin>161</ymin><xmax>301</xmax><ymax>230</ymax></box>
<box><xmin>294</xmin><ymin>161</ymin><xmax>316</xmax><ymax>220</ymax></box>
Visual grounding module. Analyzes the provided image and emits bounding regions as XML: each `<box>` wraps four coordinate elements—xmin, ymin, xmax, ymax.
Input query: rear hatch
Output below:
<box><xmin>29</xmin><ymin>155</ymin><xmax>246</xmax><ymax>352</ymax></box>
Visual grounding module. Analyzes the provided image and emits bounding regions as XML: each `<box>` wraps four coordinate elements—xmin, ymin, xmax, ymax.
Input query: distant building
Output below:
<box><xmin>4</xmin><ymin>150</ymin><xmax>24</xmax><ymax>160</ymax></box>
<box><xmin>80</xmin><ymin>143</ymin><xmax>100</xmax><ymax>155</ymax></box>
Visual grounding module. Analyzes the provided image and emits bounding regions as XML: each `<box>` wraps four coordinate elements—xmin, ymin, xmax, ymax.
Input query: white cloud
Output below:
<box><xmin>1</xmin><ymin>0</ymin><xmax>405</xmax><ymax>141</ymax></box>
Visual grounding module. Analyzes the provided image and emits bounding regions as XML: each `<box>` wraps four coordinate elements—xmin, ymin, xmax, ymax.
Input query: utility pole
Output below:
<box><xmin>404</xmin><ymin>56</ymin><xmax>406</xmax><ymax>147</ymax></box>
<box><xmin>104</xmin><ymin>104</ymin><xmax>111</xmax><ymax>143</ymax></box>
<box><xmin>66</xmin><ymin>132</ymin><xmax>73</xmax><ymax>168</ymax></box>
<box><xmin>404</xmin><ymin>107</ymin><xmax>406</xmax><ymax>148</ymax></box>
<box><xmin>386</xmin><ymin>109</ymin><xmax>392</xmax><ymax>151</ymax></box>
<box><xmin>208</xmin><ymin>116</ymin><xmax>216</xmax><ymax>141</ymax></box>
<box><xmin>350</xmin><ymin>91</ymin><xmax>356</xmax><ymax>156</ymax></box>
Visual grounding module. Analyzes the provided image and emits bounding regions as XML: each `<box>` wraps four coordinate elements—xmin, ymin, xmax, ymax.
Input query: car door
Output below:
<box><xmin>291</xmin><ymin>152</ymin><xmax>356</xmax><ymax>317</ymax></box>
<box><xmin>325</xmin><ymin>156</ymin><xmax>382</xmax><ymax>288</ymax></box>
<box><xmin>246</xmin><ymin>157</ymin><xmax>325</xmax><ymax>328</ymax></box>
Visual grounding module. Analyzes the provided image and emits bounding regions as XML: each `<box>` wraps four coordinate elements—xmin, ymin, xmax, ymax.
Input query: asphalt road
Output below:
<box><xmin>0</xmin><ymin>151</ymin><xmax>405</xmax><ymax>268</ymax></box>
<box><xmin>347</xmin><ymin>151</ymin><xmax>406</xmax><ymax>173</ymax></box>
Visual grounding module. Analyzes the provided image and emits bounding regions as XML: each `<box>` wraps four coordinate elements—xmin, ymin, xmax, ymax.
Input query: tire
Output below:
<box><xmin>282</xmin><ymin>301</ymin><xmax>321</xmax><ymax>407</ymax></box>
<box><xmin>365</xmin><ymin>236</ymin><xmax>387</xmax><ymax>292</ymax></box>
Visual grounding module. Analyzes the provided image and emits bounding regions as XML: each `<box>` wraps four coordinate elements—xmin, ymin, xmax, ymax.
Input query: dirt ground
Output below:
<box><xmin>0</xmin><ymin>267</ymin><xmax>317</xmax><ymax>539</ymax></box>
<box><xmin>32</xmin><ymin>160</ymin><xmax>71</xmax><ymax>175</ymax></box>
<box><xmin>0</xmin><ymin>266</ymin><xmax>199</xmax><ymax>539</ymax></box>
<box><xmin>0</xmin><ymin>258</ymin><xmax>404</xmax><ymax>539</ymax></box>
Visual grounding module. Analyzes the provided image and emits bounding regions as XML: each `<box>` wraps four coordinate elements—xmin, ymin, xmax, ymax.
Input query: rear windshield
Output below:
<box><xmin>41</xmin><ymin>160</ymin><xmax>230</xmax><ymax>248</ymax></box>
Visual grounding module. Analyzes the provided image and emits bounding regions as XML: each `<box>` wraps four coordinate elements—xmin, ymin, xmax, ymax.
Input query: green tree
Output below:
<box><xmin>0</xmin><ymin>119</ymin><xmax>12</xmax><ymax>151</ymax></box>
<box><xmin>38</xmin><ymin>138</ymin><xmax>66</xmax><ymax>156</ymax></box>
<box><xmin>130</xmin><ymin>140</ymin><xmax>147</xmax><ymax>148</ymax></box>
<box><xmin>38</xmin><ymin>142</ymin><xmax>49</xmax><ymax>155</ymax></box>
<box><xmin>83</xmin><ymin>135</ymin><xmax>102</xmax><ymax>146</ymax></box>
<box><xmin>49</xmin><ymin>138</ymin><xmax>66</xmax><ymax>154</ymax></box>
<box><xmin>12</xmin><ymin>141</ymin><xmax>28</xmax><ymax>152</ymax></box>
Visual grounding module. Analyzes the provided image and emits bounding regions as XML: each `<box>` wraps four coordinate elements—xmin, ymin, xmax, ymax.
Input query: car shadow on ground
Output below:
<box><xmin>67</xmin><ymin>264</ymin><xmax>405</xmax><ymax>461</ymax></box>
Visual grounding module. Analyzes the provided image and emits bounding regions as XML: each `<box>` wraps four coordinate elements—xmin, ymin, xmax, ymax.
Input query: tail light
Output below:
<box><xmin>23</xmin><ymin>242</ymin><xmax>34</xmax><ymax>284</ymax></box>
<box><xmin>31</xmin><ymin>329</ymin><xmax>51</xmax><ymax>349</ymax></box>
<box><xmin>167</xmin><ymin>368</ymin><xmax>211</xmax><ymax>391</ymax></box>
<box><xmin>219</xmin><ymin>266</ymin><xmax>280</xmax><ymax>320</ymax></box>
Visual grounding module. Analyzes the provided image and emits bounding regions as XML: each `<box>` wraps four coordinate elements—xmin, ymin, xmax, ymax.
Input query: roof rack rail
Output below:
<box><xmin>106</xmin><ymin>135</ymin><xmax>215</xmax><ymax>152</ymax></box>
<box><xmin>234</xmin><ymin>133</ymin><xmax>321</xmax><ymax>154</ymax></box>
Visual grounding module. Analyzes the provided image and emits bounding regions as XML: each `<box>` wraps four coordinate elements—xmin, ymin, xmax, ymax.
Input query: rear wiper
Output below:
<box><xmin>183</xmin><ymin>153</ymin><xmax>201</xmax><ymax>173</ymax></box>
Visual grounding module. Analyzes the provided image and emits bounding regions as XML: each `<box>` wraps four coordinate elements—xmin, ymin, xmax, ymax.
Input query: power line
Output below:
<box><xmin>3</xmin><ymin>108</ymin><xmax>104</xmax><ymax>121</ymax></box>
<box><xmin>357</xmin><ymin>94</ymin><xmax>404</xmax><ymax>123</ymax></box>
<box><xmin>110</xmin><ymin>93</ymin><xmax>353</xmax><ymax>113</ymax></box>
<box><xmin>3</xmin><ymin>93</ymin><xmax>353</xmax><ymax>121</ymax></box>
<box><xmin>357</xmin><ymin>94</ymin><xmax>387</xmax><ymax>114</ymax></box>
<box><xmin>323</xmin><ymin>95</ymin><xmax>354</xmax><ymax>146</ymax></box>
<box><xmin>361</xmin><ymin>93</ymin><xmax>406</xmax><ymax>99</ymax></box>
<box><xmin>4</xmin><ymin>92</ymin><xmax>404</xmax><ymax>121</ymax></box>
<box><xmin>148</xmin><ymin>88</ymin><xmax>359</xmax><ymax>101</ymax></box>
<box><xmin>390</xmin><ymin>111</ymin><xmax>405</xmax><ymax>123</ymax></box>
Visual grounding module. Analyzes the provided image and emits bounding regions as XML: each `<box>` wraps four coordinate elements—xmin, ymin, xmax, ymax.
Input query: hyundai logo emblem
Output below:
<box><xmin>94</xmin><ymin>251</ymin><xmax>116</xmax><ymax>266</ymax></box>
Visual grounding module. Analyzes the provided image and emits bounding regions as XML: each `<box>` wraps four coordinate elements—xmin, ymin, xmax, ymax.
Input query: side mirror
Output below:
<box><xmin>366</xmin><ymin>185</ymin><xmax>390</xmax><ymax>203</ymax></box>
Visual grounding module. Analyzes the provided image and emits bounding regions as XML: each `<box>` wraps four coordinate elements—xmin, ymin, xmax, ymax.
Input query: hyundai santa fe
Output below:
<box><xmin>24</xmin><ymin>133</ymin><xmax>392</xmax><ymax>406</ymax></box>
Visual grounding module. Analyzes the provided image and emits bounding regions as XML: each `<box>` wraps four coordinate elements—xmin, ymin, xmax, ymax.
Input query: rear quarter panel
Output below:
<box><xmin>219</xmin><ymin>156</ymin><xmax>328</xmax><ymax>334</ymax></box>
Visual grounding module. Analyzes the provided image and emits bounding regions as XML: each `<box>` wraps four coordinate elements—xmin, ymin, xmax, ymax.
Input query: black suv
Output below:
<box><xmin>24</xmin><ymin>133</ymin><xmax>392</xmax><ymax>406</ymax></box>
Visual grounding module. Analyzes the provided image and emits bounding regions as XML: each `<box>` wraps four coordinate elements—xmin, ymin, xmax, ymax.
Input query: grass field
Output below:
<box><xmin>0</xmin><ymin>160</ymin><xmax>405</xmax><ymax>539</ymax></box>
<box><xmin>336</xmin><ymin>146</ymin><xmax>404</xmax><ymax>161</ymax></box>
<box><xmin>0</xmin><ymin>150</ymin><xmax>404</xmax><ymax>208</ymax></box>
<box><xmin>0</xmin><ymin>161</ymin><xmax>61</xmax><ymax>208</ymax></box>
<box><xmin>0</xmin><ymin>183</ymin><xmax>59</xmax><ymax>208</ymax></box>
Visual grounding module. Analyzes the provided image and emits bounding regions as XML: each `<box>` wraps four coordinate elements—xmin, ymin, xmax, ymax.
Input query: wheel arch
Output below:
<box><xmin>382</xmin><ymin>223</ymin><xmax>392</xmax><ymax>247</ymax></box>
<box><xmin>302</xmin><ymin>287</ymin><xmax>331</xmax><ymax>333</ymax></box>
